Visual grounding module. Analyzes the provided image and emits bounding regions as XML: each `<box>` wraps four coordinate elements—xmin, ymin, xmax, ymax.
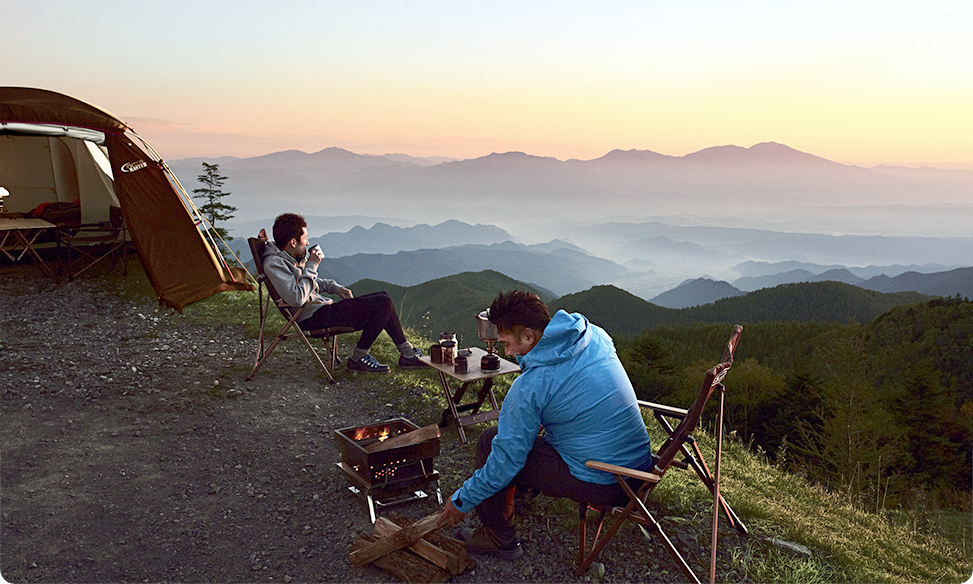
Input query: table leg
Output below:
<box><xmin>0</xmin><ymin>230</ymin><xmax>16</xmax><ymax>261</ymax></box>
<box><xmin>1</xmin><ymin>229</ymin><xmax>56</xmax><ymax>278</ymax></box>
<box><xmin>437</xmin><ymin>371</ymin><xmax>470</xmax><ymax>443</ymax></box>
<box><xmin>17</xmin><ymin>230</ymin><xmax>55</xmax><ymax>278</ymax></box>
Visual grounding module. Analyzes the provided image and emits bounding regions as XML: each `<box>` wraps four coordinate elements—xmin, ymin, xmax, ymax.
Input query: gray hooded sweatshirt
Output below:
<box><xmin>261</xmin><ymin>241</ymin><xmax>343</xmax><ymax>323</ymax></box>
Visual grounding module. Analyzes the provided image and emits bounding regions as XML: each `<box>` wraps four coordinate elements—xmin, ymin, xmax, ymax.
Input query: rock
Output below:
<box><xmin>769</xmin><ymin>538</ymin><xmax>812</xmax><ymax>557</ymax></box>
<box><xmin>587</xmin><ymin>562</ymin><xmax>606</xmax><ymax>580</ymax></box>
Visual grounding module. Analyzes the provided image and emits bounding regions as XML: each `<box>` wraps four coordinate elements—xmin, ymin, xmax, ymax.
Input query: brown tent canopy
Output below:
<box><xmin>0</xmin><ymin>87</ymin><xmax>251</xmax><ymax>311</ymax></box>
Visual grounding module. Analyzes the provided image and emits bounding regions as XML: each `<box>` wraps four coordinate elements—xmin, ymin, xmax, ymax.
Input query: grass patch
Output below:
<box><xmin>649</xmin><ymin>422</ymin><xmax>971</xmax><ymax>583</ymax></box>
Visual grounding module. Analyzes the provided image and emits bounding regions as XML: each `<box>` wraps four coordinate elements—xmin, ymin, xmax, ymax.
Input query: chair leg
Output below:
<box><xmin>247</xmin><ymin>292</ymin><xmax>272</xmax><ymax>381</ymax></box>
<box><xmin>576</xmin><ymin>481</ymin><xmax>702</xmax><ymax>584</ymax></box>
<box><xmin>577</xmin><ymin>503</ymin><xmax>609</xmax><ymax>574</ymax></box>
<box><xmin>578</xmin><ymin>503</ymin><xmax>587</xmax><ymax>569</ymax></box>
<box><xmin>294</xmin><ymin>330</ymin><xmax>337</xmax><ymax>384</ymax></box>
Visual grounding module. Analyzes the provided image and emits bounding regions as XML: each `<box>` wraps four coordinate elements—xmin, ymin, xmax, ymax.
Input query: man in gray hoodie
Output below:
<box><xmin>262</xmin><ymin>213</ymin><xmax>425</xmax><ymax>373</ymax></box>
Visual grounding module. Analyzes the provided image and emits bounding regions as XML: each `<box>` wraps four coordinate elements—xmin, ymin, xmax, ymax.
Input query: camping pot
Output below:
<box><xmin>477</xmin><ymin>310</ymin><xmax>498</xmax><ymax>342</ymax></box>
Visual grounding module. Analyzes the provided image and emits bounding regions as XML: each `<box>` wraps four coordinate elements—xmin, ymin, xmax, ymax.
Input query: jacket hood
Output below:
<box><xmin>263</xmin><ymin>240</ymin><xmax>283</xmax><ymax>257</ymax></box>
<box><xmin>519</xmin><ymin>310</ymin><xmax>592</xmax><ymax>370</ymax></box>
<box><xmin>263</xmin><ymin>241</ymin><xmax>295</xmax><ymax>264</ymax></box>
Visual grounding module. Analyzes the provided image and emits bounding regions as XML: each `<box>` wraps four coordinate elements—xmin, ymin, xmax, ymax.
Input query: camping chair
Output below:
<box><xmin>246</xmin><ymin>237</ymin><xmax>355</xmax><ymax>384</ymax></box>
<box><xmin>575</xmin><ymin>325</ymin><xmax>743</xmax><ymax>583</ymax></box>
<box><xmin>57</xmin><ymin>205</ymin><xmax>128</xmax><ymax>280</ymax></box>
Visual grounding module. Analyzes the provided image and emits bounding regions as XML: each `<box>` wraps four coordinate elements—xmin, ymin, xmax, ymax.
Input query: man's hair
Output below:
<box><xmin>273</xmin><ymin>213</ymin><xmax>306</xmax><ymax>249</ymax></box>
<box><xmin>488</xmin><ymin>290</ymin><xmax>550</xmax><ymax>334</ymax></box>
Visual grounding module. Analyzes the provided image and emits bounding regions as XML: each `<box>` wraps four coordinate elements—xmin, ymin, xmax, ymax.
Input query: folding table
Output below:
<box><xmin>419</xmin><ymin>346</ymin><xmax>520</xmax><ymax>444</ymax></box>
<box><xmin>0</xmin><ymin>217</ymin><xmax>57</xmax><ymax>277</ymax></box>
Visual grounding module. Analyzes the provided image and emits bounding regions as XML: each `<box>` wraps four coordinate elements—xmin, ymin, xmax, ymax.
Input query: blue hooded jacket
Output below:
<box><xmin>451</xmin><ymin>310</ymin><xmax>653</xmax><ymax>513</ymax></box>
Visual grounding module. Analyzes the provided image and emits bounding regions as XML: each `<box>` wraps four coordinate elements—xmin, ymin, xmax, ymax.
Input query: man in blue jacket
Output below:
<box><xmin>436</xmin><ymin>290</ymin><xmax>653</xmax><ymax>559</ymax></box>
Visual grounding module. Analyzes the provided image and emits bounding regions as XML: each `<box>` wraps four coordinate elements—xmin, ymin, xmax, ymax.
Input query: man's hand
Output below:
<box><xmin>337</xmin><ymin>286</ymin><xmax>354</xmax><ymax>300</ymax></box>
<box><xmin>435</xmin><ymin>498</ymin><xmax>466</xmax><ymax>528</ymax></box>
<box><xmin>308</xmin><ymin>245</ymin><xmax>324</xmax><ymax>264</ymax></box>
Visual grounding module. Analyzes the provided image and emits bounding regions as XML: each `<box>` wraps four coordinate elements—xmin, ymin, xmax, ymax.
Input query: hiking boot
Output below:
<box><xmin>398</xmin><ymin>348</ymin><xmax>429</xmax><ymax>369</ymax></box>
<box><xmin>347</xmin><ymin>354</ymin><xmax>391</xmax><ymax>373</ymax></box>
<box><xmin>460</xmin><ymin>526</ymin><xmax>523</xmax><ymax>560</ymax></box>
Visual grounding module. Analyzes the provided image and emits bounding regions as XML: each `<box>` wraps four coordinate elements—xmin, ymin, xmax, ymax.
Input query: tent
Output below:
<box><xmin>0</xmin><ymin>87</ymin><xmax>251</xmax><ymax>311</ymax></box>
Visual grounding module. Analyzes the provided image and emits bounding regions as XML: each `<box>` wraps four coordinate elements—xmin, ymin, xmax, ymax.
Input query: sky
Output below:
<box><xmin>4</xmin><ymin>1</ymin><xmax>972</xmax><ymax>168</ymax></box>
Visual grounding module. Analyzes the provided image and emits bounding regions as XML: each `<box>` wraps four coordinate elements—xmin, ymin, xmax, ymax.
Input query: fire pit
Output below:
<box><xmin>334</xmin><ymin>418</ymin><xmax>442</xmax><ymax>522</ymax></box>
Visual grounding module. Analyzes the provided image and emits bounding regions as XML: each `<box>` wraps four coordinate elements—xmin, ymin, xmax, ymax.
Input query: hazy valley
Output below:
<box><xmin>169</xmin><ymin>142</ymin><xmax>973</xmax><ymax>304</ymax></box>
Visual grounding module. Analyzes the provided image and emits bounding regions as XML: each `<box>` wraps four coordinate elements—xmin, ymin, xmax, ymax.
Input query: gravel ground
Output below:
<box><xmin>1</xmin><ymin>261</ymin><xmax>754</xmax><ymax>584</ymax></box>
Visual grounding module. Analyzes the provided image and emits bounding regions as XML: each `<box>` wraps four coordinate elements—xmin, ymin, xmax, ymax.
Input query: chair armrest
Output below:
<box><xmin>638</xmin><ymin>400</ymin><xmax>688</xmax><ymax>418</ymax></box>
<box><xmin>585</xmin><ymin>460</ymin><xmax>661</xmax><ymax>483</ymax></box>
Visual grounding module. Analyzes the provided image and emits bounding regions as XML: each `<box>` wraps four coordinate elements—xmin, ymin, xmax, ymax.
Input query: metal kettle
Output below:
<box><xmin>477</xmin><ymin>310</ymin><xmax>498</xmax><ymax>342</ymax></box>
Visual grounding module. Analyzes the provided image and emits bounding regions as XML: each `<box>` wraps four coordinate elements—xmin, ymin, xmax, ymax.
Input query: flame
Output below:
<box><xmin>351</xmin><ymin>425</ymin><xmax>393</xmax><ymax>442</ymax></box>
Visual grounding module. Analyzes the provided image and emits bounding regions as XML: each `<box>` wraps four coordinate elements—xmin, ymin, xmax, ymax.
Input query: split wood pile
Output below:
<box><xmin>349</xmin><ymin>511</ymin><xmax>475</xmax><ymax>583</ymax></box>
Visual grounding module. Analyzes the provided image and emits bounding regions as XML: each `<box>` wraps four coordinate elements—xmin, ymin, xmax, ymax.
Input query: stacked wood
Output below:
<box><xmin>364</xmin><ymin>423</ymin><xmax>441</xmax><ymax>453</ymax></box>
<box><xmin>348</xmin><ymin>511</ymin><xmax>474</xmax><ymax>583</ymax></box>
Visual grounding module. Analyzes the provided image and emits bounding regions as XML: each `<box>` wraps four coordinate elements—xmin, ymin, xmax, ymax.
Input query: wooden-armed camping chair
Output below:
<box><xmin>57</xmin><ymin>205</ymin><xmax>128</xmax><ymax>280</ymax></box>
<box><xmin>246</xmin><ymin>237</ymin><xmax>354</xmax><ymax>384</ymax></box>
<box><xmin>575</xmin><ymin>325</ymin><xmax>744</xmax><ymax>583</ymax></box>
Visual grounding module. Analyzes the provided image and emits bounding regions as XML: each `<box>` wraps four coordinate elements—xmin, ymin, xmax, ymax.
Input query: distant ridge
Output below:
<box><xmin>350</xmin><ymin>270</ymin><xmax>553</xmax><ymax>345</ymax></box>
<box><xmin>309</xmin><ymin>220</ymin><xmax>515</xmax><ymax>257</ymax></box>
<box><xmin>859</xmin><ymin>266</ymin><xmax>973</xmax><ymax>298</ymax></box>
<box><xmin>320</xmin><ymin>242</ymin><xmax>626</xmax><ymax>296</ymax></box>
<box><xmin>339</xmin><ymin>269</ymin><xmax>935</xmax><ymax>340</ymax></box>
<box><xmin>170</xmin><ymin>141</ymin><xmax>972</xmax><ymax>226</ymax></box>
<box><xmin>650</xmin><ymin>278</ymin><xmax>744</xmax><ymax>309</ymax></box>
<box><xmin>553</xmin><ymin>281</ymin><xmax>928</xmax><ymax>336</ymax></box>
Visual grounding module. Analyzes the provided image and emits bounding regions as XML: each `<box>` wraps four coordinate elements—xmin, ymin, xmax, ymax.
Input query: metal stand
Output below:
<box><xmin>336</xmin><ymin>462</ymin><xmax>442</xmax><ymax>523</ymax></box>
<box><xmin>710</xmin><ymin>382</ymin><xmax>725</xmax><ymax>584</ymax></box>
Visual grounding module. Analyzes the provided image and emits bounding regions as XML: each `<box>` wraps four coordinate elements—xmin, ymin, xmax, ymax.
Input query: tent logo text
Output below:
<box><xmin>121</xmin><ymin>160</ymin><xmax>148</xmax><ymax>173</ymax></box>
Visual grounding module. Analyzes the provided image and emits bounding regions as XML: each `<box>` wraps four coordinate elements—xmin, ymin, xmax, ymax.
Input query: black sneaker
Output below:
<box><xmin>347</xmin><ymin>354</ymin><xmax>391</xmax><ymax>373</ymax></box>
<box><xmin>398</xmin><ymin>348</ymin><xmax>429</xmax><ymax>369</ymax></box>
<box><xmin>460</xmin><ymin>526</ymin><xmax>523</xmax><ymax>560</ymax></box>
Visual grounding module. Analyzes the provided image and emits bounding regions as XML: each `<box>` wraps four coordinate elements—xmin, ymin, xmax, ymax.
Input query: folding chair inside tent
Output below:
<box><xmin>245</xmin><ymin>237</ymin><xmax>354</xmax><ymax>384</ymax></box>
<box><xmin>576</xmin><ymin>325</ymin><xmax>743</xmax><ymax>583</ymax></box>
<box><xmin>57</xmin><ymin>205</ymin><xmax>128</xmax><ymax>280</ymax></box>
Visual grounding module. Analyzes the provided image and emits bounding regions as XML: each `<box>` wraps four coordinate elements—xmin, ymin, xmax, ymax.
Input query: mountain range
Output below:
<box><xmin>337</xmin><ymin>271</ymin><xmax>933</xmax><ymax>341</ymax></box>
<box><xmin>200</xmin><ymin>141</ymin><xmax>971</xmax><ymax>302</ymax></box>
<box><xmin>231</xmin><ymin>218</ymin><xmax>971</xmax><ymax>303</ymax></box>
<box><xmin>171</xmin><ymin>142</ymin><xmax>972</xmax><ymax>237</ymax></box>
<box><xmin>649</xmin><ymin>267</ymin><xmax>973</xmax><ymax>309</ymax></box>
<box><xmin>318</xmin><ymin>241</ymin><xmax>624</xmax><ymax>297</ymax></box>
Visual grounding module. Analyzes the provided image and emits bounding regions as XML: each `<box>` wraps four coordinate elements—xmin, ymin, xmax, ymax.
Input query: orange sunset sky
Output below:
<box><xmin>4</xmin><ymin>1</ymin><xmax>971</xmax><ymax>168</ymax></box>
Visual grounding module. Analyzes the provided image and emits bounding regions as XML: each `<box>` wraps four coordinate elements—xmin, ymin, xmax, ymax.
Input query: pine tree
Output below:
<box><xmin>192</xmin><ymin>162</ymin><xmax>236</xmax><ymax>242</ymax></box>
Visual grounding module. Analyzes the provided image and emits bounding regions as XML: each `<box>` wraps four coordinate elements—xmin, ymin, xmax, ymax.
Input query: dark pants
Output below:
<box><xmin>298</xmin><ymin>291</ymin><xmax>407</xmax><ymax>351</ymax></box>
<box><xmin>473</xmin><ymin>426</ymin><xmax>628</xmax><ymax>541</ymax></box>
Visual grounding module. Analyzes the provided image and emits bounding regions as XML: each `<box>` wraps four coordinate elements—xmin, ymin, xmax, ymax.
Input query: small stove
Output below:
<box><xmin>334</xmin><ymin>418</ymin><xmax>442</xmax><ymax>522</ymax></box>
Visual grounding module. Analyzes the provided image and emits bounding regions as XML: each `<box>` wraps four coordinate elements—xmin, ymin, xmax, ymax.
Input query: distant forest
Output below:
<box><xmin>617</xmin><ymin>296</ymin><xmax>972</xmax><ymax>513</ymax></box>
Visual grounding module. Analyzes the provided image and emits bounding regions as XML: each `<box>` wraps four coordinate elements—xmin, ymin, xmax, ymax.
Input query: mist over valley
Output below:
<box><xmin>171</xmin><ymin>142</ymin><xmax>973</xmax><ymax>303</ymax></box>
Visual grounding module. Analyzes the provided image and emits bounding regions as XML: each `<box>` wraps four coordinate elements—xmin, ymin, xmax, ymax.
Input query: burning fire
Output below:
<box><xmin>352</xmin><ymin>425</ymin><xmax>392</xmax><ymax>442</ymax></box>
